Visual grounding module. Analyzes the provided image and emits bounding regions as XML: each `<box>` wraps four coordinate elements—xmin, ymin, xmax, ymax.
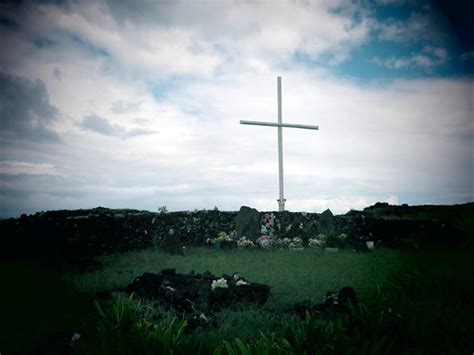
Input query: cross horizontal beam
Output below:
<box><xmin>240</xmin><ymin>120</ymin><xmax>319</xmax><ymax>130</ymax></box>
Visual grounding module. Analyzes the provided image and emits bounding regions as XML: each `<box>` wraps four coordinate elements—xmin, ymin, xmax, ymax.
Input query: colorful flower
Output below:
<box><xmin>257</xmin><ymin>235</ymin><xmax>273</xmax><ymax>248</ymax></box>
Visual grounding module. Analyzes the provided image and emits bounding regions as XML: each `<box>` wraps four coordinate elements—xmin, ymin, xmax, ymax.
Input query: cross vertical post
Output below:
<box><xmin>277</xmin><ymin>76</ymin><xmax>286</xmax><ymax>211</ymax></box>
<box><xmin>240</xmin><ymin>76</ymin><xmax>319</xmax><ymax>212</ymax></box>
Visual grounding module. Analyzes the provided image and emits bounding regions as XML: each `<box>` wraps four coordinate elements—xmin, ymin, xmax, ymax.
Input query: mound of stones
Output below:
<box><xmin>287</xmin><ymin>286</ymin><xmax>359</xmax><ymax>318</ymax></box>
<box><xmin>125</xmin><ymin>268</ymin><xmax>271</xmax><ymax>316</ymax></box>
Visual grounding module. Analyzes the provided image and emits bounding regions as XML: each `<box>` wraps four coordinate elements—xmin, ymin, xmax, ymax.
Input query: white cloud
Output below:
<box><xmin>79</xmin><ymin>113</ymin><xmax>157</xmax><ymax>139</ymax></box>
<box><xmin>377</xmin><ymin>10</ymin><xmax>446</xmax><ymax>45</ymax></box>
<box><xmin>4</xmin><ymin>68</ymin><xmax>470</xmax><ymax>216</ymax></box>
<box><xmin>372</xmin><ymin>46</ymin><xmax>448</xmax><ymax>70</ymax></box>
<box><xmin>4</xmin><ymin>1</ymin><xmax>375</xmax><ymax>80</ymax></box>
<box><xmin>387</xmin><ymin>195</ymin><xmax>399</xmax><ymax>205</ymax></box>
<box><xmin>0</xmin><ymin>1</ymin><xmax>471</xmax><ymax>217</ymax></box>
<box><xmin>0</xmin><ymin>161</ymin><xmax>62</xmax><ymax>176</ymax></box>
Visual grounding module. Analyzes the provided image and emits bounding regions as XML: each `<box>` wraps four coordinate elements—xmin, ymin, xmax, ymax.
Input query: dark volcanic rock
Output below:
<box><xmin>287</xmin><ymin>287</ymin><xmax>358</xmax><ymax>318</ymax></box>
<box><xmin>319</xmin><ymin>209</ymin><xmax>334</xmax><ymax>234</ymax></box>
<box><xmin>235</xmin><ymin>206</ymin><xmax>260</xmax><ymax>242</ymax></box>
<box><xmin>126</xmin><ymin>269</ymin><xmax>271</xmax><ymax>315</ymax></box>
<box><xmin>1</xmin><ymin>203</ymin><xmax>471</xmax><ymax>263</ymax></box>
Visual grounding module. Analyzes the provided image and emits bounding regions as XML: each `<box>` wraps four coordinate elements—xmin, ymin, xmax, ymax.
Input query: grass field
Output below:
<box><xmin>68</xmin><ymin>247</ymin><xmax>406</xmax><ymax>308</ymax></box>
<box><xmin>2</xmin><ymin>246</ymin><xmax>474</xmax><ymax>354</ymax></box>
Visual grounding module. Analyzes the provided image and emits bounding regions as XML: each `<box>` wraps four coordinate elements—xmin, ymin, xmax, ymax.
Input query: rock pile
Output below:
<box><xmin>125</xmin><ymin>269</ymin><xmax>271</xmax><ymax>316</ymax></box>
<box><xmin>287</xmin><ymin>286</ymin><xmax>359</xmax><ymax>318</ymax></box>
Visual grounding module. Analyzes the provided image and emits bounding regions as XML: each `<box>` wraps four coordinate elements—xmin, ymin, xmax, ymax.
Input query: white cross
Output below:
<box><xmin>240</xmin><ymin>76</ymin><xmax>319</xmax><ymax>212</ymax></box>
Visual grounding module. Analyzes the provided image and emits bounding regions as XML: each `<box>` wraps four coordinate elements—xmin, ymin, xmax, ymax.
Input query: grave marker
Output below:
<box><xmin>240</xmin><ymin>76</ymin><xmax>319</xmax><ymax>211</ymax></box>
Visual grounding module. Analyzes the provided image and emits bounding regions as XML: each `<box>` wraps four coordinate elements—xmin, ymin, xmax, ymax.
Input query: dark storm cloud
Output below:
<box><xmin>0</xmin><ymin>71</ymin><xmax>60</xmax><ymax>142</ymax></box>
<box><xmin>0</xmin><ymin>15</ymin><xmax>18</xmax><ymax>30</ymax></box>
<box><xmin>0</xmin><ymin>0</ymin><xmax>21</xmax><ymax>30</ymax></box>
<box><xmin>80</xmin><ymin>113</ymin><xmax>157</xmax><ymax>139</ymax></box>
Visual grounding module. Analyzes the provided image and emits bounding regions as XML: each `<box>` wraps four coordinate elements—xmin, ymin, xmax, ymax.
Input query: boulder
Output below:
<box><xmin>235</xmin><ymin>206</ymin><xmax>260</xmax><ymax>242</ymax></box>
<box><xmin>319</xmin><ymin>209</ymin><xmax>334</xmax><ymax>234</ymax></box>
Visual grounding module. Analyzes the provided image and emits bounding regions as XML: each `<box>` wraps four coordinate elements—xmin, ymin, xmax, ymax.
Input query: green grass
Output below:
<box><xmin>2</xmin><ymin>246</ymin><xmax>473</xmax><ymax>354</ymax></box>
<box><xmin>67</xmin><ymin>247</ymin><xmax>405</xmax><ymax>308</ymax></box>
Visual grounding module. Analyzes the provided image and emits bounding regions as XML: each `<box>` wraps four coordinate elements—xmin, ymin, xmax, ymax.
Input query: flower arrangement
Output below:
<box><xmin>206</xmin><ymin>231</ymin><xmax>237</xmax><ymax>248</ymax></box>
<box><xmin>275</xmin><ymin>237</ymin><xmax>303</xmax><ymax>249</ymax></box>
<box><xmin>211</xmin><ymin>278</ymin><xmax>228</xmax><ymax>291</ymax></box>
<box><xmin>308</xmin><ymin>237</ymin><xmax>324</xmax><ymax>248</ymax></box>
<box><xmin>237</xmin><ymin>236</ymin><xmax>254</xmax><ymax>248</ymax></box>
<box><xmin>260</xmin><ymin>213</ymin><xmax>276</xmax><ymax>237</ymax></box>
<box><xmin>256</xmin><ymin>235</ymin><xmax>273</xmax><ymax>249</ymax></box>
<box><xmin>276</xmin><ymin>237</ymin><xmax>292</xmax><ymax>248</ymax></box>
<box><xmin>288</xmin><ymin>237</ymin><xmax>303</xmax><ymax>249</ymax></box>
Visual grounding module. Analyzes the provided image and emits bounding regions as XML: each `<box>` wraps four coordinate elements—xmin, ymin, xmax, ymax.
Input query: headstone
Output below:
<box><xmin>164</xmin><ymin>228</ymin><xmax>183</xmax><ymax>255</ymax></box>
<box><xmin>235</xmin><ymin>206</ymin><xmax>260</xmax><ymax>242</ymax></box>
<box><xmin>319</xmin><ymin>209</ymin><xmax>334</xmax><ymax>234</ymax></box>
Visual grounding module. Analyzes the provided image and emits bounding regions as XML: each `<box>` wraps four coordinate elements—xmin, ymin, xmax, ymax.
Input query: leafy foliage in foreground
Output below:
<box><xmin>79</xmin><ymin>294</ymin><xmax>192</xmax><ymax>354</ymax></box>
<box><xmin>79</xmin><ymin>257</ymin><xmax>474</xmax><ymax>355</ymax></box>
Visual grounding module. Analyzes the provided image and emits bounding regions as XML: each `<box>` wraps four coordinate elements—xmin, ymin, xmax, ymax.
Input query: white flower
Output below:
<box><xmin>71</xmin><ymin>333</ymin><xmax>81</xmax><ymax>342</ymax></box>
<box><xmin>166</xmin><ymin>286</ymin><xmax>176</xmax><ymax>292</ymax></box>
<box><xmin>236</xmin><ymin>280</ymin><xmax>249</xmax><ymax>286</ymax></box>
<box><xmin>309</xmin><ymin>238</ymin><xmax>324</xmax><ymax>248</ymax></box>
<box><xmin>211</xmin><ymin>278</ymin><xmax>228</xmax><ymax>291</ymax></box>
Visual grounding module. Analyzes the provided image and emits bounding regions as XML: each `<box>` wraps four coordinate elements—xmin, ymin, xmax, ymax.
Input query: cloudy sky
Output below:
<box><xmin>0</xmin><ymin>0</ymin><xmax>472</xmax><ymax>217</ymax></box>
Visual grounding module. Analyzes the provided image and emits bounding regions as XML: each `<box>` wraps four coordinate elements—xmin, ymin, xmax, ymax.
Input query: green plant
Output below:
<box><xmin>321</xmin><ymin>233</ymin><xmax>345</xmax><ymax>248</ymax></box>
<box><xmin>79</xmin><ymin>294</ymin><xmax>190</xmax><ymax>354</ymax></box>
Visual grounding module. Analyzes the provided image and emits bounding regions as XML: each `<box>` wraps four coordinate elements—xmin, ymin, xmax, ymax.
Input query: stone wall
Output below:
<box><xmin>0</xmin><ymin>203</ymin><xmax>470</xmax><ymax>262</ymax></box>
